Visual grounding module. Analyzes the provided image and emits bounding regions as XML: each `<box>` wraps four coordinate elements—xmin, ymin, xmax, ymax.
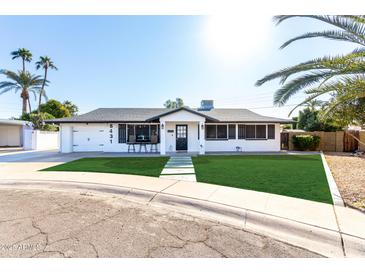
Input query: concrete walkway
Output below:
<box><xmin>0</xmin><ymin>151</ymin><xmax>364</xmax><ymax>257</ymax></box>
<box><xmin>160</xmin><ymin>156</ymin><xmax>197</xmax><ymax>182</ymax></box>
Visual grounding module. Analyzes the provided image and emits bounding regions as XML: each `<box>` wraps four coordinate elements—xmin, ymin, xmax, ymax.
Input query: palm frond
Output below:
<box><xmin>273</xmin><ymin>71</ymin><xmax>335</xmax><ymax>105</ymax></box>
<box><xmin>280</xmin><ymin>30</ymin><xmax>365</xmax><ymax>49</ymax></box>
<box><xmin>288</xmin><ymin>89</ymin><xmax>330</xmax><ymax>116</ymax></box>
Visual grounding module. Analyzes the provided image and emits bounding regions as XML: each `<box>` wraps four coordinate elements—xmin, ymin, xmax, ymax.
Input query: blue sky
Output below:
<box><xmin>0</xmin><ymin>15</ymin><xmax>357</xmax><ymax>119</ymax></box>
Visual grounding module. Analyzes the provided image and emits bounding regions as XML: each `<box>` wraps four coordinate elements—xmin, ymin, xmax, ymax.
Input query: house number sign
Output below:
<box><xmin>109</xmin><ymin>124</ymin><xmax>113</xmax><ymax>143</ymax></box>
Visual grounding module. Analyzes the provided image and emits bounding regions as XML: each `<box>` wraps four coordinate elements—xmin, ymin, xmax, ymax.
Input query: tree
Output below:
<box><xmin>256</xmin><ymin>16</ymin><xmax>365</xmax><ymax>123</ymax></box>
<box><xmin>19</xmin><ymin>112</ymin><xmax>58</xmax><ymax>131</ymax></box>
<box><xmin>38</xmin><ymin>99</ymin><xmax>71</xmax><ymax>118</ymax></box>
<box><xmin>164</xmin><ymin>98</ymin><xmax>184</xmax><ymax>109</ymax></box>
<box><xmin>11</xmin><ymin>48</ymin><xmax>32</xmax><ymax>72</ymax></box>
<box><xmin>10</xmin><ymin>48</ymin><xmax>34</xmax><ymax>111</ymax></box>
<box><xmin>322</xmin><ymin>97</ymin><xmax>365</xmax><ymax>128</ymax></box>
<box><xmin>63</xmin><ymin>100</ymin><xmax>79</xmax><ymax>116</ymax></box>
<box><xmin>18</xmin><ymin>99</ymin><xmax>78</xmax><ymax>130</ymax></box>
<box><xmin>35</xmin><ymin>56</ymin><xmax>58</xmax><ymax>114</ymax></box>
<box><xmin>0</xmin><ymin>70</ymin><xmax>44</xmax><ymax>114</ymax></box>
<box><xmin>297</xmin><ymin>107</ymin><xmax>342</xmax><ymax>132</ymax></box>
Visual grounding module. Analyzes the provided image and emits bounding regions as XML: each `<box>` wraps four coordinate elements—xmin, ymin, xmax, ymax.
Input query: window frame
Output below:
<box><xmin>268</xmin><ymin>124</ymin><xmax>275</xmax><ymax>139</ymax></box>
<box><xmin>244</xmin><ymin>124</ymin><xmax>268</xmax><ymax>140</ymax></box>
<box><xmin>205</xmin><ymin>124</ymin><xmax>228</xmax><ymax>140</ymax></box>
<box><xmin>228</xmin><ymin>124</ymin><xmax>236</xmax><ymax>139</ymax></box>
<box><xmin>126</xmin><ymin>124</ymin><xmax>160</xmax><ymax>143</ymax></box>
<box><xmin>238</xmin><ymin>124</ymin><xmax>245</xmax><ymax>139</ymax></box>
<box><xmin>255</xmin><ymin>125</ymin><xmax>267</xmax><ymax>139</ymax></box>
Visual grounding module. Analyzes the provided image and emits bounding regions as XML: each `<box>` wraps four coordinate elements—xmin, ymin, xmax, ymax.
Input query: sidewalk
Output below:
<box><xmin>0</xmin><ymin>165</ymin><xmax>364</xmax><ymax>257</ymax></box>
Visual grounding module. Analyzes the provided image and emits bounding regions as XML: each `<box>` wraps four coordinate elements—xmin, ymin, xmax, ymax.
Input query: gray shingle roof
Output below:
<box><xmin>45</xmin><ymin>107</ymin><xmax>293</xmax><ymax>124</ymax></box>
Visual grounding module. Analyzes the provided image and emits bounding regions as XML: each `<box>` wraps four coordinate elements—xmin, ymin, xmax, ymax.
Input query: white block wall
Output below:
<box><xmin>23</xmin><ymin>129</ymin><xmax>59</xmax><ymax>151</ymax></box>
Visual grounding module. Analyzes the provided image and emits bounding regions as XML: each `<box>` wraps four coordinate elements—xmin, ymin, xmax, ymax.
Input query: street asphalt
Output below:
<box><xmin>0</xmin><ymin>188</ymin><xmax>321</xmax><ymax>258</ymax></box>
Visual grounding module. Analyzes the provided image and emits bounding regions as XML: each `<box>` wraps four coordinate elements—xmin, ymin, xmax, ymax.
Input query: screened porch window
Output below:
<box><xmin>245</xmin><ymin>125</ymin><xmax>267</xmax><ymax>140</ymax></box>
<box><xmin>205</xmin><ymin>125</ymin><xmax>228</xmax><ymax>139</ymax></box>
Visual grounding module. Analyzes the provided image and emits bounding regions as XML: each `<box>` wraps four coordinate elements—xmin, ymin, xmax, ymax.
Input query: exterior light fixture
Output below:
<box><xmin>201</xmin><ymin>123</ymin><xmax>204</xmax><ymax>130</ymax></box>
<box><xmin>161</xmin><ymin>123</ymin><xmax>164</xmax><ymax>130</ymax></box>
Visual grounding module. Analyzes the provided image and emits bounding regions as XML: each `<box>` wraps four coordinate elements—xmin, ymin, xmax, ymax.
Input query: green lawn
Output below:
<box><xmin>42</xmin><ymin>157</ymin><xmax>169</xmax><ymax>177</ymax></box>
<box><xmin>192</xmin><ymin>155</ymin><xmax>332</xmax><ymax>204</ymax></box>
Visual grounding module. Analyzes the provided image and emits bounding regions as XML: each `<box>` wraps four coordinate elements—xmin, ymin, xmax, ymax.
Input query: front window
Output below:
<box><xmin>206</xmin><ymin>125</ymin><xmax>217</xmax><ymax>139</ymax></box>
<box><xmin>205</xmin><ymin>124</ymin><xmax>228</xmax><ymax>139</ymax></box>
<box><xmin>127</xmin><ymin>124</ymin><xmax>159</xmax><ymax>143</ymax></box>
<box><xmin>245</xmin><ymin>124</ymin><xmax>267</xmax><ymax>139</ymax></box>
<box><xmin>217</xmin><ymin>125</ymin><xmax>227</xmax><ymax>138</ymax></box>
<box><xmin>245</xmin><ymin>125</ymin><xmax>256</xmax><ymax>139</ymax></box>
<box><xmin>255</xmin><ymin>125</ymin><xmax>266</xmax><ymax>139</ymax></box>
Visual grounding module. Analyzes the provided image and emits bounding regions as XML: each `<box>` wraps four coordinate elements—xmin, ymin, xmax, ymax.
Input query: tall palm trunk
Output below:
<box><xmin>38</xmin><ymin>68</ymin><xmax>48</xmax><ymax>114</ymax></box>
<box><xmin>28</xmin><ymin>98</ymin><xmax>32</xmax><ymax>113</ymax></box>
<box><xmin>21</xmin><ymin>89</ymin><xmax>28</xmax><ymax>114</ymax></box>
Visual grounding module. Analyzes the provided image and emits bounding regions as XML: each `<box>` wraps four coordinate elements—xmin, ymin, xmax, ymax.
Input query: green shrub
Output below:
<box><xmin>292</xmin><ymin>135</ymin><xmax>321</xmax><ymax>151</ymax></box>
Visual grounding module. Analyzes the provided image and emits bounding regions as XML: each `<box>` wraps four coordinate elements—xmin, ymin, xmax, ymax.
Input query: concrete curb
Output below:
<box><xmin>320</xmin><ymin>151</ymin><xmax>344</xmax><ymax>207</ymax></box>
<box><xmin>1</xmin><ymin>178</ymin><xmax>362</xmax><ymax>257</ymax></box>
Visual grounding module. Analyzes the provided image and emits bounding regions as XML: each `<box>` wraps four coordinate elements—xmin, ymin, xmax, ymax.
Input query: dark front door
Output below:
<box><xmin>176</xmin><ymin>125</ymin><xmax>188</xmax><ymax>151</ymax></box>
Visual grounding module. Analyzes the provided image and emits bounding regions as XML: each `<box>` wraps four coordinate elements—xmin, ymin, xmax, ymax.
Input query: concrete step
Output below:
<box><xmin>161</xmin><ymin>168</ymin><xmax>195</xmax><ymax>175</ymax></box>
<box><xmin>160</xmin><ymin>174</ymin><xmax>197</xmax><ymax>182</ymax></box>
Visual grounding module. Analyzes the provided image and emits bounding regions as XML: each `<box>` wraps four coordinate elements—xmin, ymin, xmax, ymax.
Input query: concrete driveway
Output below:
<box><xmin>0</xmin><ymin>188</ymin><xmax>320</xmax><ymax>258</ymax></box>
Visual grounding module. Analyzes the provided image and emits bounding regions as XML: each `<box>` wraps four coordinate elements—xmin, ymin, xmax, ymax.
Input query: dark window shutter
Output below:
<box><xmin>118</xmin><ymin>124</ymin><xmax>126</xmax><ymax>143</ymax></box>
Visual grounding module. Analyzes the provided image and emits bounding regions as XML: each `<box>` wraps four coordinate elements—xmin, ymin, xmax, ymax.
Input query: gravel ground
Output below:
<box><xmin>0</xmin><ymin>188</ymin><xmax>321</xmax><ymax>258</ymax></box>
<box><xmin>325</xmin><ymin>152</ymin><xmax>365</xmax><ymax>211</ymax></box>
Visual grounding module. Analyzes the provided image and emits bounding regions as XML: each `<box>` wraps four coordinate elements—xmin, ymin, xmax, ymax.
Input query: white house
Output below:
<box><xmin>46</xmin><ymin>100</ymin><xmax>292</xmax><ymax>154</ymax></box>
<box><xmin>0</xmin><ymin>119</ymin><xmax>59</xmax><ymax>151</ymax></box>
<box><xmin>0</xmin><ymin>119</ymin><xmax>32</xmax><ymax>147</ymax></box>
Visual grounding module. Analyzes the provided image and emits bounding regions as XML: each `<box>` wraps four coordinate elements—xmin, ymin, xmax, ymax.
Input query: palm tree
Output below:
<box><xmin>11</xmin><ymin>48</ymin><xmax>32</xmax><ymax>72</ymax></box>
<box><xmin>11</xmin><ymin>48</ymin><xmax>33</xmax><ymax>111</ymax></box>
<box><xmin>0</xmin><ymin>70</ymin><xmax>45</xmax><ymax>114</ymax></box>
<box><xmin>35</xmin><ymin>56</ymin><xmax>57</xmax><ymax>114</ymax></box>
<box><xmin>256</xmin><ymin>15</ymin><xmax>365</xmax><ymax>117</ymax></box>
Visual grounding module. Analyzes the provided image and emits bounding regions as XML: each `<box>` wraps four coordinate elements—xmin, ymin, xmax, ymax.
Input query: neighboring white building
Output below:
<box><xmin>0</xmin><ymin>119</ymin><xmax>32</xmax><ymax>147</ymax></box>
<box><xmin>46</xmin><ymin>101</ymin><xmax>292</xmax><ymax>154</ymax></box>
<box><xmin>0</xmin><ymin>119</ymin><xmax>59</xmax><ymax>151</ymax></box>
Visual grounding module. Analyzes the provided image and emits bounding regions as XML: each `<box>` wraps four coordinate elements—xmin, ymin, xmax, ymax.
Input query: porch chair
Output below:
<box><xmin>150</xmin><ymin>134</ymin><xmax>158</xmax><ymax>153</ymax></box>
<box><xmin>128</xmin><ymin>135</ymin><xmax>136</xmax><ymax>153</ymax></box>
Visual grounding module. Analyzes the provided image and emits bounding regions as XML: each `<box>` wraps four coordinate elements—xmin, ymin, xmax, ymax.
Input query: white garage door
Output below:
<box><xmin>0</xmin><ymin>125</ymin><xmax>21</xmax><ymax>147</ymax></box>
<box><xmin>72</xmin><ymin>126</ymin><xmax>105</xmax><ymax>152</ymax></box>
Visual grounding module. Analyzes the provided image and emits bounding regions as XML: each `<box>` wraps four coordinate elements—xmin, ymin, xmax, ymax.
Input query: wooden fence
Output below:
<box><xmin>282</xmin><ymin>130</ymin><xmax>365</xmax><ymax>152</ymax></box>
